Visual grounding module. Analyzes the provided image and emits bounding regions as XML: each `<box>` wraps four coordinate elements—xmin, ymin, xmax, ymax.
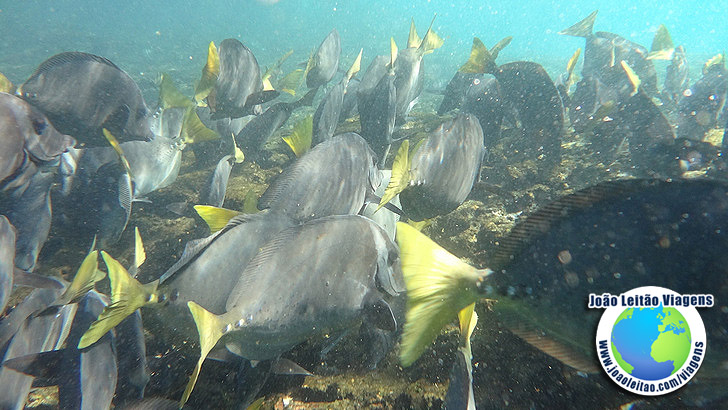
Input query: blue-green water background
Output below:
<box><xmin>1</xmin><ymin>0</ymin><xmax>725</xmax><ymax>101</ymax></box>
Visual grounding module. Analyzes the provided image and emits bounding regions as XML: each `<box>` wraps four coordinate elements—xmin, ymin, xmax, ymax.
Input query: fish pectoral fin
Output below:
<box><xmin>181</xmin><ymin>301</ymin><xmax>226</xmax><ymax>407</ymax></box>
<box><xmin>272</xmin><ymin>357</ymin><xmax>313</xmax><ymax>376</ymax></box>
<box><xmin>363</xmin><ymin>294</ymin><xmax>397</xmax><ymax>332</ymax></box>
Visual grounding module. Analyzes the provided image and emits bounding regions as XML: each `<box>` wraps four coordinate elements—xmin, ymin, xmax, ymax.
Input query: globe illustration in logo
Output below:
<box><xmin>610</xmin><ymin>305</ymin><xmax>692</xmax><ymax>380</ymax></box>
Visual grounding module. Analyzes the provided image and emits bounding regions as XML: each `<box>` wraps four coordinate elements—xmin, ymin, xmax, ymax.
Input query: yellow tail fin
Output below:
<box><xmin>419</xmin><ymin>16</ymin><xmax>444</xmax><ymax>55</ymax></box>
<box><xmin>78</xmin><ymin>251</ymin><xmax>160</xmax><ymax>349</ymax></box>
<box><xmin>56</xmin><ymin>250</ymin><xmax>103</xmax><ymax>306</ymax></box>
<box><xmin>283</xmin><ymin>115</ymin><xmax>313</xmax><ymax>157</ymax></box>
<box><xmin>377</xmin><ymin>140</ymin><xmax>414</xmax><ymax>212</ymax></box>
<box><xmin>648</xmin><ymin>24</ymin><xmax>674</xmax><ymax>60</ymax></box>
<box><xmin>407</xmin><ymin>18</ymin><xmax>421</xmax><ymax>49</ymax></box>
<box><xmin>559</xmin><ymin>10</ymin><xmax>598</xmax><ymax>38</ymax></box>
<box><xmin>193</xmin><ymin>205</ymin><xmax>241</xmax><ymax>234</ymax></box>
<box><xmin>194</xmin><ymin>41</ymin><xmax>220</xmax><ymax>102</ymax></box>
<box><xmin>458</xmin><ymin>38</ymin><xmax>490</xmax><ymax>74</ymax></box>
<box><xmin>180</xmin><ymin>301</ymin><xmax>226</xmax><ymax>407</ymax></box>
<box><xmin>160</xmin><ymin>73</ymin><xmax>195</xmax><ymax>109</ymax></box>
<box><xmin>396</xmin><ymin>222</ymin><xmax>490</xmax><ymax>367</ymax></box>
<box><xmin>181</xmin><ymin>107</ymin><xmax>219</xmax><ymax>144</ymax></box>
<box><xmin>390</xmin><ymin>37</ymin><xmax>399</xmax><ymax>68</ymax></box>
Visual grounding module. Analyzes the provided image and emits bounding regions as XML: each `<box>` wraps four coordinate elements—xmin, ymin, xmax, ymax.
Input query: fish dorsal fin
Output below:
<box><xmin>493</xmin><ymin>179</ymin><xmax>650</xmax><ymax>268</ymax></box>
<box><xmin>419</xmin><ymin>15</ymin><xmax>444</xmax><ymax>55</ymax></box>
<box><xmin>407</xmin><ymin>18</ymin><xmax>421</xmax><ymax>49</ymax></box>
<box><xmin>620</xmin><ymin>60</ymin><xmax>641</xmax><ymax>96</ymax></box>
<box><xmin>159</xmin><ymin>73</ymin><xmax>195</xmax><ymax>109</ymax></box>
<box><xmin>459</xmin><ymin>38</ymin><xmax>490</xmax><ymax>74</ymax></box>
<box><xmin>33</xmin><ymin>52</ymin><xmax>120</xmax><ymax>75</ymax></box>
<box><xmin>647</xmin><ymin>24</ymin><xmax>674</xmax><ymax>60</ymax></box>
<box><xmin>194</xmin><ymin>41</ymin><xmax>220</xmax><ymax>103</ymax></box>
<box><xmin>282</xmin><ymin>115</ymin><xmax>313</xmax><ymax>157</ymax></box>
<box><xmin>559</xmin><ymin>10</ymin><xmax>598</xmax><ymax>37</ymax></box>
<box><xmin>346</xmin><ymin>49</ymin><xmax>364</xmax><ymax>83</ymax></box>
<box><xmin>494</xmin><ymin>299</ymin><xmax>600</xmax><ymax>373</ymax></box>
<box><xmin>489</xmin><ymin>36</ymin><xmax>512</xmax><ymax>60</ymax></box>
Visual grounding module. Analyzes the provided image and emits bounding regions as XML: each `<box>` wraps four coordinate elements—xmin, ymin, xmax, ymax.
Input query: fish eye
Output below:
<box><xmin>31</xmin><ymin>118</ymin><xmax>47</xmax><ymax>135</ymax></box>
<box><xmin>137</xmin><ymin>107</ymin><xmax>148</xmax><ymax>118</ymax></box>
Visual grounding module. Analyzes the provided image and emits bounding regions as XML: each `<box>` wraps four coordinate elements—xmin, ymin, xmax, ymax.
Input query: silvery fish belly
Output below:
<box><xmin>219</xmin><ymin>215</ymin><xmax>404</xmax><ymax>361</ymax></box>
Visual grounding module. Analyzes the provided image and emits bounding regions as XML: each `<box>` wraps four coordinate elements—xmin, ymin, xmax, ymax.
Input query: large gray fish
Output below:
<box><xmin>77</xmin><ymin>211</ymin><xmax>296</xmax><ymax>350</ymax></box>
<box><xmin>392</xmin><ymin>20</ymin><xmax>444</xmax><ymax>123</ymax></box>
<box><xmin>357</xmin><ymin>54</ymin><xmax>397</xmax><ymax>159</ymax></box>
<box><xmin>560</xmin><ymin>11</ymin><xmax>658</xmax><ymax>97</ymax></box>
<box><xmin>0</xmin><ymin>92</ymin><xmax>75</xmax><ymax>192</ymax></box>
<box><xmin>0</xmin><ymin>216</ymin><xmax>16</xmax><ymax>314</ymax></box>
<box><xmin>305</xmin><ymin>29</ymin><xmax>341</xmax><ymax>89</ymax></box>
<box><xmin>663</xmin><ymin>45</ymin><xmax>690</xmax><ymax>105</ymax></box>
<box><xmin>18</xmin><ymin>52</ymin><xmax>153</xmax><ymax>146</ymax></box>
<box><xmin>180</xmin><ymin>214</ymin><xmax>405</xmax><ymax>405</ymax></box>
<box><xmin>0</xmin><ymin>282</ymin><xmax>75</xmax><ymax>410</ymax></box>
<box><xmin>3</xmin><ymin>291</ymin><xmax>117</xmax><ymax>410</ymax></box>
<box><xmin>259</xmin><ymin>132</ymin><xmax>382</xmax><ymax>222</ymax></box>
<box><xmin>677</xmin><ymin>61</ymin><xmax>727</xmax><ymax>141</ymax></box>
<box><xmin>398</xmin><ymin>179</ymin><xmax>728</xmax><ymax>402</ymax></box>
<box><xmin>380</xmin><ymin>114</ymin><xmax>484</xmax><ymax>222</ymax></box>
<box><xmin>210</xmin><ymin>39</ymin><xmax>278</xmax><ymax>119</ymax></box>
<box><xmin>494</xmin><ymin>61</ymin><xmax>564</xmax><ymax>170</ymax></box>
<box><xmin>312</xmin><ymin>50</ymin><xmax>362</xmax><ymax>145</ymax></box>
<box><xmin>235</xmin><ymin>87</ymin><xmax>317</xmax><ymax>155</ymax></box>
